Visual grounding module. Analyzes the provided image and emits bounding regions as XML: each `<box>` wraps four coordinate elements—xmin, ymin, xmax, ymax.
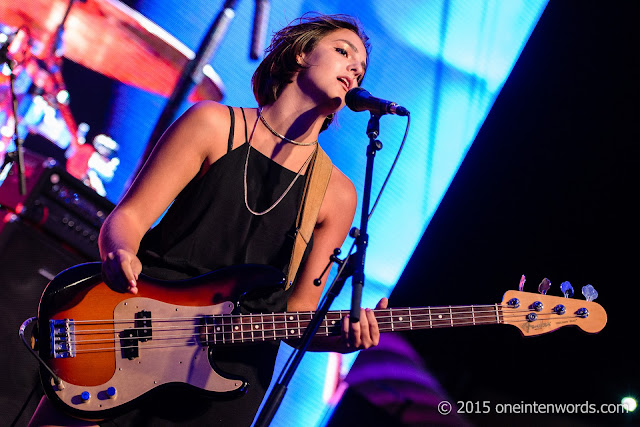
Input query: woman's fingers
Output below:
<box><xmin>342</xmin><ymin>297</ymin><xmax>388</xmax><ymax>350</ymax></box>
<box><xmin>103</xmin><ymin>250</ymin><xmax>142</xmax><ymax>294</ymax></box>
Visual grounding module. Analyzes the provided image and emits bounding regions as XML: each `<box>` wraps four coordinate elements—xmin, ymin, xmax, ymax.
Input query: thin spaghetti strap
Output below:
<box><xmin>227</xmin><ymin>105</ymin><xmax>235</xmax><ymax>153</ymax></box>
<box><xmin>240</xmin><ymin>107</ymin><xmax>249</xmax><ymax>142</ymax></box>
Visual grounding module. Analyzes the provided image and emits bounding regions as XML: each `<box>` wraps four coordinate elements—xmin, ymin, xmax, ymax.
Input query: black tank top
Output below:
<box><xmin>102</xmin><ymin>107</ymin><xmax>309</xmax><ymax>426</ymax></box>
<box><xmin>138</xmin><ymin>107</ymin><xmax>309</xmax><ymax>312</ymax></box>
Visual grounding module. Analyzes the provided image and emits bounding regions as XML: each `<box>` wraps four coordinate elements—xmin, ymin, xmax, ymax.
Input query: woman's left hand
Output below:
<box><xmin>341</xmin><ymin>297</ymin><xmax>388</xmax><ymax>350</ymax></box>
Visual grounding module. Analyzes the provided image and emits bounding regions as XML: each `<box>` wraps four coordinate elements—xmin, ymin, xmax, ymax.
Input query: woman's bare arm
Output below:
<box><xmin>99</xmin><ymin>101</ymin><xmax>231</xmax><ymax>292</ymax></box>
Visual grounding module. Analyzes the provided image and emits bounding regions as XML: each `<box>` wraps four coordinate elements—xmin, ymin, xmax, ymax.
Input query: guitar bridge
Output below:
<box><xmin>50</xmin><ymin>319</ymin><xmax>75</xmax><ymax>359</ymax></box>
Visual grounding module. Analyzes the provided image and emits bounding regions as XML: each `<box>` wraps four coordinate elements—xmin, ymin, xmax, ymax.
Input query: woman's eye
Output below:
<box><xmin>335</xmin><ymin>47</ymin><xmax>348</xmax><ymax>56</ymax></box>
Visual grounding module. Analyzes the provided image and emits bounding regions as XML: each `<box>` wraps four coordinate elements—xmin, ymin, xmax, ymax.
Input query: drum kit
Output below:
<box><xmin>0</xmin><ymin>0</ymin><xmax>226</xmax><ymax>197</ymax></box>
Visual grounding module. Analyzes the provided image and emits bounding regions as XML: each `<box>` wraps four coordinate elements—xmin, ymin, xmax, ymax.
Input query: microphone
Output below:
<box><xmin>345</xmin><ymin>87</ymin><xmax>409</xmax><ymax>116</ymax></box>
<box><xmin>250</xmin><ymin>0</ymin><xmax>270</xmax><ymax>60</ymax></box>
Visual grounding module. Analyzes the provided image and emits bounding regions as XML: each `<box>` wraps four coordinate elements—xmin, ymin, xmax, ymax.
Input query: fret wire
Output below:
<box><xmin>449</xmin><ymin>306</ymin><xmax>453</xmax><ymax>327</ymax></box>
<box><xmin>324</xmin><ymin>313</ymin><xmax>329</xmax><ymax>336</ymax></box>
<box><xmin>250</xmin><ymin>314</ymin><xmax>255</xmax><ymax>343</ymax></box>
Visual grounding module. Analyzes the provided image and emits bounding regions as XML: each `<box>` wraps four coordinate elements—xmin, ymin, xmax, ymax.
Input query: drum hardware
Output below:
<box><xmin>1</xmin><ymin>0</ymin><xmax>230</xmax><ymax>198</ymax></box>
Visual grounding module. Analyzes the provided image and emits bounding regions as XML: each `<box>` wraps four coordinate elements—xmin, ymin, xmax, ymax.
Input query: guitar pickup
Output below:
<box><xmin>120</xmin><ymin>329</ymin><xmax>139</xmax><ymax>360</ymax></box>
<box><xmin>120</xmin><ymin>310</ymin><xmax>152</xmax><ymax>360</ymax></box>
<box><xmin>135</xmin><ymin>310</ymin><xmax>152</xmax><ymax>342</ymax></box>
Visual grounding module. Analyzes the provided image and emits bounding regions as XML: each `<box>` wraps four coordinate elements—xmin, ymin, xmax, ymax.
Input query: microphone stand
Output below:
<box><xmin>349</xmin><ymin>113</ymin><xmax>381</xmax><ymax>321</ymax></box>
<box><xmin>132</xmin><ymin>0</ymin><xmax>241</xmax><ymax>179</ymax></box>
<box><xmin>254</xmin><ymin>113</ymin><xmax>382</xmax><ymax>426</ymax></box>
<box><xmin>254</xmin><ymin>256</ymin><xmax>353</xmax><ymax>427</ymax></box>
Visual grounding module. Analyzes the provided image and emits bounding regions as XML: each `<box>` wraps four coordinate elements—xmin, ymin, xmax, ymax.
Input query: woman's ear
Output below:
<box><xmin>296</xmin><ymin>53</ymin><xmax>305</xmax><ymax>67</ymax></box>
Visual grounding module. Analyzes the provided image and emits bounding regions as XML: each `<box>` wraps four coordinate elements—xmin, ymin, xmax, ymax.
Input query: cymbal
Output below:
<box><xmin>0</xmin><ymin>0</ymin><xmax>224</xmax><ymax>101</ymax></box>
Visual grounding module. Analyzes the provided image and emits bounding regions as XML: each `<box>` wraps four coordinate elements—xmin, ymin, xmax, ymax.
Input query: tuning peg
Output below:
<box><xmin>518</xmin><ymin>275</ymin><xmax>526</xmax><ymax>291</ymax></box>
<box><xmin>581</xmin><ymin>284</ymin><xmax>598</xmax><ymax>302</ymax></box>
<box><xmin>538</xmin><ymin>278</ymin><xmax>551</xmax><ymax>295</ymax></box>
<box><xmin>560</xmin><ymin>281</ymin><xmax>574</xmax><ymax>298</ymax></box>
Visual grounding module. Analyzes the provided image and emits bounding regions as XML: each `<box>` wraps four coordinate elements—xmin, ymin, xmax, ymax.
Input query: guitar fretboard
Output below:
<box><xmin>200</xmin><ymin>305</ymin><xmax>504</xmax><ymax>345</ymax></box>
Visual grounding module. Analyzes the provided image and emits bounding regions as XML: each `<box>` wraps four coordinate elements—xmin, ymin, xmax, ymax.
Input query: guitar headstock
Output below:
<box><xmin>500</xmin><ymin>281</ymin><xmax>607</xmax><ymax>336</ymax></box>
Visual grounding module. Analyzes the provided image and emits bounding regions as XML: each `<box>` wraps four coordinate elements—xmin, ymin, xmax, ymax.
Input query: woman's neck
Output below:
<box><xmin>262</xmin><ymin>90</ymin><xmax>332</xmax><ymax>144</ymax></box>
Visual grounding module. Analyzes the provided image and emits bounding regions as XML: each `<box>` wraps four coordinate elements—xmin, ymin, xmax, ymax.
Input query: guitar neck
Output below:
<box><xmin>204</xmin><ymin>304</ymin><xmax>502</xmax><ymax>345</ymax></box>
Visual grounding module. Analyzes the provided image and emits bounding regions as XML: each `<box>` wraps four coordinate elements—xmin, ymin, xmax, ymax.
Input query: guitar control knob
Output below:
<box><xmin>80</xmin><ymin>391</ymin><xmax>91</xmax><ymax>402</ymax></box>
<box><xmin>106</xmin><ymin>386</ymin><xmax>117</xmax><ymax>399</ymax></box>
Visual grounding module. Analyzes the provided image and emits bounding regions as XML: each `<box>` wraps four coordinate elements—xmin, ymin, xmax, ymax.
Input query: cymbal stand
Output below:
<box><xmin>39</xmin><ymin>0</ymin><xmax>82</xmax><ymax>152</ymax></box>
<box><xmin>1</xmin><ymin>32</ymin><xmax>27</xmax><ymax>194</ymax></box>
<box><xmin>134</xmin><ymin>0</ymin><xmax>242</xmax><ymax>180</ymax></box>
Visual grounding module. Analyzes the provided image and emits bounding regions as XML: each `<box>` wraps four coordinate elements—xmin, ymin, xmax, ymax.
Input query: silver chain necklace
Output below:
<box><xmin>259</xmin><ymin>107</ymin><xmax>318</xmax><ymax>146</ymax></box>
<box><xmin>244</xmin><ymin>111</ymin><xmax>317</xmax><ymax>216</ymax></box>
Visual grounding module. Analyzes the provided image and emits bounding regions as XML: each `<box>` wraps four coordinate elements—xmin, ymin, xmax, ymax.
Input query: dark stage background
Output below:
<box><xmin>389</xmin><ymin>1</ymin><xmax>639</xmax><ymax>426</ymax></box>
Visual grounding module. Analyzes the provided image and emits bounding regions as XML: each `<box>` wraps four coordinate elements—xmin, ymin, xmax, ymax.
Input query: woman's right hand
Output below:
<box><xmin>102</xmin><ymin>249</ymin><xmax>143</xmax><ymax>294</ymax></box>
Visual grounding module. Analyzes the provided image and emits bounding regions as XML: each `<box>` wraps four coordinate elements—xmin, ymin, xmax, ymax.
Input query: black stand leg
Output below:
<box><xmin>254</xmin><ymin>259</ymin><xmax>353</xmax><ymax>427</ymax></box>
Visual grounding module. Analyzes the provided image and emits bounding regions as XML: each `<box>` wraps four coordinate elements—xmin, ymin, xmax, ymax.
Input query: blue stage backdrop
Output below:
<box><xmin>99</xmin><ymin>1</ymin><xmax>548</xmax><ymax>425</ymax></box>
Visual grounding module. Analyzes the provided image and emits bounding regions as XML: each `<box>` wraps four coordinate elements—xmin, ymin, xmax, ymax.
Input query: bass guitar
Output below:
<box><xmin>23</xmin><ymin>262</ymin><xmax>607</xmax><ymax>420</ymax></box>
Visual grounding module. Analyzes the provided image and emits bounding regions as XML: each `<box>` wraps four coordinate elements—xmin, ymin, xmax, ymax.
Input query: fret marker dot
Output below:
<box><xmin>331</xmin><ymin>320</ymin><xmax>336</xmax><ymax>325</ymax></box>
<box><xmin>290</xmin><ymin>330</ymin><xmax>295</xmax><ymax>334</ymax></box>
<box><xmin>234</xmin><ymin>326</ymin><xmax>239</xmax><ymax>330</ymax></box>
<box><xmin>254</xmin><ymin>325</ymin><xmax>260</xmax><ymax>329</ymax></box>
<box><xmin>398</xmin><ymin>317</ymin><xmax>403</xmax><ymax>321</ymax></box>
<box><xmin>438</xmin><ymin>315</ymin><xmax>443</xmax><ymax>319</ymax></box>
<box><xmin>289</xmin><ymin>316</ymin><xmax>294</xmax><ymax>321</ymax></box>
<box><xmin>216</xmin><ymin>327</ymin><xmax>221</xmax><ymax>331</ymax></box>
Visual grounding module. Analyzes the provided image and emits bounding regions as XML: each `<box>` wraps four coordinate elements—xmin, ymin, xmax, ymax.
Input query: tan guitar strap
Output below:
<box><xmin>285</xmin><ymin>145</ymin><xmax>333</xmax><ymax>290</ymax></box>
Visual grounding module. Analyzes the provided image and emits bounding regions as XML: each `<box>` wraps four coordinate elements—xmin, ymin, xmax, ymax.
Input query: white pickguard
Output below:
<box><xmin>52</xmin><ymin>298</ymin><xmax>243</xmax><ymax>412</ymax></box>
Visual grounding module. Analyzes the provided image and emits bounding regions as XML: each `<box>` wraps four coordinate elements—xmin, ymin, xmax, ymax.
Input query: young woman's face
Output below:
<box><xmin>296</xmin><ymin>28</ymin><xmax>368</xmax><ymax>112</ymax></box>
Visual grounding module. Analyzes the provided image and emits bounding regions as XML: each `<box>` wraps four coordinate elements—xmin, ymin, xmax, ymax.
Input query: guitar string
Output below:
<box><xmin>63</xmin><ymin>303</ymin><xmax>504</xmax><ymax>324</ymax></box>
<box><xmin>61</xmin><ymin>312</ymin><xmax>585</xmax><ymax>351</ymax></box>
<box><xmin>62</xmin><ymin>303</ymin><xmax>563</xmax><ymax>325</ymax></box>
<box><xmin>62</xmin><ymin>313</ymin><xmax>587</xmax><ymax>355</ymax></box>
<box><xmin>68</xmin><ymin>309</ymin><xmax>509</xmax><ymax>335</ymax></box>
<box><xmin>65</xmin><ymin>309</ymin><xmax>580</xmax><ymax>336</ymax></box>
